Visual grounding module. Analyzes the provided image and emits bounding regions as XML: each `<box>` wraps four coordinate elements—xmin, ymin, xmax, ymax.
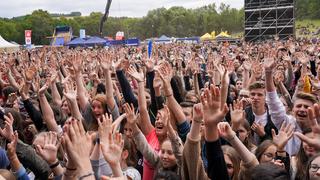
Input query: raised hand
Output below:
<box><xmin>218</xmin><ymin>122</ymin><xmax>236</xmax><ymax>141</ymax></box>
<box><xmin>264</xmin><ymin>51</ymin><xmax>277</xmax><ymax>72</ymax></box>
<box><xmin>35</xmin><ymin>132</ymin><xmax>59</xmax><ymax>165</ymax></box>
<box><xmin>296</xmin><ymin>52</ymin><xmax>309</xmax><ymax>65</ymax></box>
<box><xmin>123</xmin><ymin>103</ymin><xmax>137</xmax><ymax>125</ymax></box>
<box><xmin>251</xmin><ymin>122</ymin><xmax>266</xmax><ymax>137</ymax></box>
<box><xmin>98</xmin><ymin>52</ymin><xmax>113</xmax><ymax>70</ymax></box>
<box><xmin>243</xmin><ymin>60</ymin><xmax>252</xmax><ymax>71</ymax></box>
<box><xmin>100</xmin><ymin>132</ymin><xmax>124</xmax><ymax>166</ymax></box>
<box><xmin>143</xmin><ymin>58</ymin><xmax>154</xmax><ymax>72</ymax></box>
<box><xmin>230</xmin><ymin>100</ymin><xmax>245</xmax><ymax>126</ymax></box>
<box><xmin>193</xmin><ymin>103</ymin><xmax>203</xmax><ymax>123</ymax></box>
<box><xmin>201</xmin><ymin>85</ymin><xmax>229</xmax><ymax>127</ymax></box>
<box><xmin>63</xmin><ymin>83</ymin><xmax>77</xmax><ymax>102</ymax></box>
<box><xmin>272</xmin><ymin>122</ymin><xmax>294</xmax><ymax>151</ymax></box>
<box><xmin>0</xmin><ymin>113</ymin><xmax>14</xmax><ymax>142</ymax></box>
<box><xmin>25</xmin><ymin>65</ymin><xmax>37</xmax><ymax>81</ymax></box>
<box><xmin>127</xmin><ymin>66</ymin><xmax>144</xmax><ymax>82</ymax></box>
<box><xmin>158</xmin><ymin>62</ymin><xmax>173</xmax><ymax>85</ymax></box>
<box><xmin>71</xmin><ymin>53</ymin><xmax>83</xmax><ymax>74</ymax></box>
<box><xmin>7</xmin><ymin>131</ymin><xmax>19</xmax><ymax>159</ymax></box>
<box><xmin>161</xmin><ymin>105</ymin><xmax>175</xmax><ymax>136</ymax></box>
<box><xmin>61</xmin><ymin>118</ymin><xmax>92</xmax><ymax>168</ymax></box>
<box><xmin>98</xmin><ymin>113</ymin><xmax>113</xmax><ymax>147</ymax></box>
<box><xmin>153</xmin><ymin>72</ymin><xmax>162</xmax><ymax>89</ymax></box>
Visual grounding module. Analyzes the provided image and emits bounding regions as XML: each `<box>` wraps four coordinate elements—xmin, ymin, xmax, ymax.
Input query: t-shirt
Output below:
<box><xmin>0</xmin><ymin>148</ymin><xmax>9</xmax><ymax>169</ymax></box>
<box><xmin>253</xmin><ymin>112</ymin><xmax>268</xmax><ymax>144</ymax></box>
<box><xmin>143</xmin><ymin>128</ymin><xmax>159</xmax><ymax>180</ymax></box>
<box><xmin>123</xmin><ymin>167</ymin><xmax>141</xmax><ymax>180</ymax></box>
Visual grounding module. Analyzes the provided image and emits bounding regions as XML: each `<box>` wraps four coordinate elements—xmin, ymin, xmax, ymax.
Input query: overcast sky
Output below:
<box><xmin>0</xmin><ymin>0</ymin><xmax>243</xmax><ymax>18</ymax></box>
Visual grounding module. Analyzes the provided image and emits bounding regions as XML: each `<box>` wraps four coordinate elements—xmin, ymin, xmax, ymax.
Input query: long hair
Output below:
<box><xmin>240</xmin><ymin>120</ymin><xmax>256</xmax><ymax>152</ymax></box>
<box><xmin>123</xmin><ymin>135</ymin><xmax>138</xmax><ymax>167</ymax></box>
<box><xmin>295</xmin><ymin>129</ymin><xmax>312</xmax><ymax>180</ymax></box>
<box><xmin>255</xmin><ymin>140</ymin><xmax>277</xmax><ymax>163</ymax></box>
<box><xmin>306</xmin><ymin>153</ymin><xmax>320</xmax><ymax>180</ymax></box>
<box><xmin>222</xmin><ymin>145</ymin><xmax>241</xmax><ymax>180</ymax></box>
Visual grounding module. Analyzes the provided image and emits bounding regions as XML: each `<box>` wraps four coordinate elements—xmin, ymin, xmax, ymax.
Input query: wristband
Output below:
<box><xmin>193</xmin><ymin>119</ymin><xmax>203</xmax><ymax>124</ymax></box>
<box><xmin>227</xmin><ymin>133</ymin><xmax>236</xmax><ymax>142</ymax></box>
<box><xmin>49</xmin><ymin>160</ymin><xmax>60</xmax><ymax>169</ymax></box>
<box><xmin>66</xmin><ymin>167</ymin><xmax>77</xmax><ymax>171</ymax></box>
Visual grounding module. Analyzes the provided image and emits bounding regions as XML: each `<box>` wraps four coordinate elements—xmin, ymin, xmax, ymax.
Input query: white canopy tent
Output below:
<box><xmin>0</xmin><ymin>35</ymin><xmax>20</xmax><ymax>52</ymax></box>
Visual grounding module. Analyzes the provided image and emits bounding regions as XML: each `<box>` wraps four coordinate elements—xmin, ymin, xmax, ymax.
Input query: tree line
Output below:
<box><xmin>0</xmin><ymin>1</ymin><xmax>318</xmax><ymax>45</ymax></box>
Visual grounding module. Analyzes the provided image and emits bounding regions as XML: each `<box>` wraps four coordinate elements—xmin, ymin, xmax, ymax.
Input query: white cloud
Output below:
<box><xmin>0</xmin><ymin>0</ymin><xmax>243</xmax><ymax>18</ymax></box>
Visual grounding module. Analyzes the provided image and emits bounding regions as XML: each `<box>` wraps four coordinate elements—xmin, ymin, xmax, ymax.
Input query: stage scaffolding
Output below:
<box><xmin>244</xmin><ymin>0</ymin><xmax>295</xmax><ymax>41</ymax></box>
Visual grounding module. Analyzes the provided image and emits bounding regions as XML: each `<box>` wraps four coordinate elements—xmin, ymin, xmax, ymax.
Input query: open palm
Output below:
<box><xmin>35</xmin><ymin>132</ymin><xmax>59</xmax><ymax>164</ymax></box>
<box><xmin>201</xmin><ymin>85</ymin><xmax>228</xmax><ymax>127</ymax></box>
<box><xmin>101</xmin><ymin>133</ymin><xmax>124</xmax><ymax>166</ymax></box>
<box><xmin>127</xmin><ymin>66</ymin><xmax>144</xmax><ymax>82</ymax></box>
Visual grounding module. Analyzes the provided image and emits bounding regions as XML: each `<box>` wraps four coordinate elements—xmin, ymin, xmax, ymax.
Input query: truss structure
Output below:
<box><xmin>244</xmin><ymin>0</ymin><xmax>295</xmax><ymax>42</ymax></box>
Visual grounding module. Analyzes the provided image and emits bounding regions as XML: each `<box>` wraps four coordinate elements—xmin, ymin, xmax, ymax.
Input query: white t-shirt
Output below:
<box><xmin>253</xmin><ymin>111</ymin><xmax>268</xmax><ymax>144</ymax></box>
<box><xmin>123</xmin><ymin>167</ymin><xmax>141</xmax><ymax>180</ymax></box>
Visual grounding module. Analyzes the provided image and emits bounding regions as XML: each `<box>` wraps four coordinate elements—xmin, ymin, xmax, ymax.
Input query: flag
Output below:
<box><xmin>148</xmin><ymin>40</ymin><xmax>153</xmax><ymax>58</ymax></box>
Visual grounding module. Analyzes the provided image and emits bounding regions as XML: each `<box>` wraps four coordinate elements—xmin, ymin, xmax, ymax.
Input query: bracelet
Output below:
<box><xmin>49</xmin><ymin>160</ymin><xmax>60</xmax><ymax>169</ymax></box>
<box><xmin>165</xmin><ymin>94</ymin><xmax>173</xmax><ymax>97</ymax></box>
<box><xmin>79</xmin><ymin>172</ymin><xmax>94</xmax><ymax>180</ymax></box>
<box><xmin>227</xmin><ymin>133</ymin><xmax>236</xmax><ymax>142</ymax></box>
<box><xmin>137</xmin><ymin>80</ymin><xmax>145</xmax><ymax>83</ymax></box>
<box><xmin>66</xmin><ymin>167</ymin><xmax>77</xmax><ymax>171</ymax></box>
<box><xmin>193</xmin><ymin>119</ymin><xmax>203</xmax><ymax>124</ymax></box>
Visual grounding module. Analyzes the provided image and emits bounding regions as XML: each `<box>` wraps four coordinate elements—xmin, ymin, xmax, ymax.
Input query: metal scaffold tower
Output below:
<box><xmin>244</xmin><ymin>0</ymin><xmax>295</xmax><ymax>42</ymax></box>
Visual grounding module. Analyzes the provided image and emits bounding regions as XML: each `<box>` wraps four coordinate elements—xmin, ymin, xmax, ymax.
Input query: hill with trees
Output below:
<box><xmin>0</xmin><ymin>0</ymin><xmax>318</xmax><ymax>45</ymax></box>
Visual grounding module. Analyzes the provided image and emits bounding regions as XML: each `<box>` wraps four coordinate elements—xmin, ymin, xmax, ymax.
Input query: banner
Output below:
<box><xmin>115</xmin><ymin>31</ymin><xmax>124</xmax><ymax>40</ymax></box>
<box><xmin>80</xmin><ymin>29</ymin><xmax>86</xmax><ymax>39</ymax></box>
<box><xmin>25</xmin><ymin>30</ymin><xmax>32</xmax><ymax>45</ymax></box>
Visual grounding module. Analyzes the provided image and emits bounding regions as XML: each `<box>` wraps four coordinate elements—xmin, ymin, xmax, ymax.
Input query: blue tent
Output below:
<box><xmin>85</xmin><ymin>36</ymin><xmax>107</xmax><ymax>46</ymax></box>
<box><xmin>126</xmin><ymin>38</ymin><xmax>140</xmax><ymax>46</ymax></box>
<box><xmin>67</xmin><ymin>37</ymin><xmax>86</xmax><ymax>47</ymax></box>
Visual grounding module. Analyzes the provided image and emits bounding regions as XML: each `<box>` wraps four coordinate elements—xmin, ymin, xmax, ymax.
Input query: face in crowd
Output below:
<box><xmin>249</xmin><ymin>88</ymin><xmax>266</xmax><ymax>109</ymax></box>
<box><xmin>159</xmin><ymin>139</ymin><xmax>177</xmax><ymax>169</ymax></box>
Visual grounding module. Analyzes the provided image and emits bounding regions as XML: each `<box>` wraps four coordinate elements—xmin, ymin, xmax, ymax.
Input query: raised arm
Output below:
<box><xmin>182</xmin><ymin>103</ymin><xmax>209</xmax><ymax>180</ymax></box>
<box><xmin>72</xmin><ymin>54</ymin><xmax>89</xmax><ymax>111</ymax></box>
<box><xmin>20</xmin><ymin>82</ymin><xmax>44</xmax><ymax>131</ymax></box>
<box><xmin>123</xmin><ymin>103</ymin><xmax>159</xmax><ymax>167</ymax></box>
<box><xmin>63</xmin><ymin>83</ymin><xmax>83</xmax><ymax>121</ymax></box>
<box><xmin>218</xmin><ymin>122</ymin><xmax>258</xmax><ymax>164</ymax></box>
<box><xmin>38</xmin><ymin>83</ymin><xmax>60</xmax><ymax>132</ymax></box>
<box><xmin>201</xmin><ymin>85</ymin><xmax>230</xmax><ymax>180</ymax></box>
<box><xmin>127</xmin><ymin>66</ymin><xmax>154</xmax><ymax>136</ymax></box>
<box><xmin>159</xmin><ymin>63</ymin><xmax>187</xmax><ymax>124</ymax></box>
<box><xmin>49</xmin><ymin>73</ymin><xmax>62</xmax><ymax>107</ymax></box>
<box><xmin>99</xmin><ymin>53</ymin><xmax>119</xmax><ymax>118</ymax></box>
<box><xmin>264</xmin><ymin>51</ymin><xmax>277</xmax><ymax>92</ymax></box>
<box><xmin>7</xmin><ymin>132</ymin><xmax>30</xmax><ymax>180</ymax></box>
<box><xmin>242</xmin><ymin>60</ymin><xmax>251</xmax><ymax>89</ymax></box>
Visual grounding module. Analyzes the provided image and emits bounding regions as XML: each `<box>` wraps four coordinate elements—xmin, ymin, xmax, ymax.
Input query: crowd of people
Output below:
<box><xmin>0</xmin><ymin>38</ymin><xmax>319</xmax><ymax>180</ymax></box>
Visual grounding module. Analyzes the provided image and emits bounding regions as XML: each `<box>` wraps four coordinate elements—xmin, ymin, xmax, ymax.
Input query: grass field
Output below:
<box><xmin>296</xmin><ymin>19</ymin><xmax>320</xmax><ymax>38</ymax></box>
<box><xmin>230</xmin><ymin>19</ymin><xmax>320</xmax><ymax>38</ymax></box>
